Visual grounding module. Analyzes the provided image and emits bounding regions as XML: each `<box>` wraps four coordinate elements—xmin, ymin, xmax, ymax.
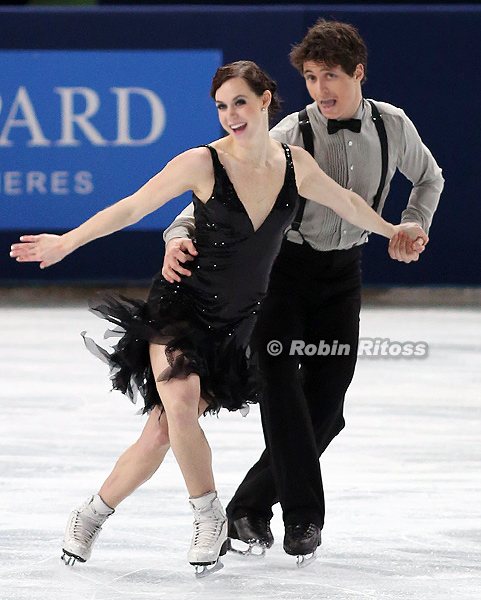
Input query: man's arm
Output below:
<box><xmin>388</xmin><ymin>109</ymin><xmax>444</xmax><ymax>262</ymax></box>
<box><xmin>162</xmin><ymin>203</ymin><xmax>197</xmax><ymax>283</ymax></box>
<box><xmin>396</xmin><ymin>110</ymin><xmax>444</xmax><ymax>233</ymax></box>
<box><xmin>163</xmin><ymin>202</ymin><xmax>196</xmax><ymax>243</ymax></box>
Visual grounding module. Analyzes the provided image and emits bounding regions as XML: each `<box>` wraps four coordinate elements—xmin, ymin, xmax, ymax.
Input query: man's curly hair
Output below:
<box><xmin>290</xmin><ymin>19</ymin><xmax>368</xmax><ymax>84</ymax></box>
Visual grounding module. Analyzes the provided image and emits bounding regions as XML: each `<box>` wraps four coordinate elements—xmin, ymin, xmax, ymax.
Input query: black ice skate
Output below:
<box><xmin>227</xmin><ymin>514</ymin><xmax>274</xmax><ymax>557</ymax></box>
<box><xmin>283</xmin><ymin>523</ymin><xmax>321</xmax><ymax>567</ymax></box>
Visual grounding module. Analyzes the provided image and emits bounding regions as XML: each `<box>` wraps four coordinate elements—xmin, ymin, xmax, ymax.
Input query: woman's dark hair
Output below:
<box><xmin>210</xmin><ymin>60</ymin><xmax>282</xmax><ymax>116</ymax></box>
<box><xmin>290</xmin><ymin>19</ymin><xmax>368</xmax><ymax>84</ymax></box>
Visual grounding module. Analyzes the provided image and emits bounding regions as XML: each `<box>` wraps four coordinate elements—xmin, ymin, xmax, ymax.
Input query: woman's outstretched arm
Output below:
<box><xmin>10</xmin><ymin>148</ymin><xmax>213</xmax><ymax>269</ymax></box>
<box><xmin>291</xmin><ymin>145</ymin><xmax>428</xmax><ymax>247</ymax></box>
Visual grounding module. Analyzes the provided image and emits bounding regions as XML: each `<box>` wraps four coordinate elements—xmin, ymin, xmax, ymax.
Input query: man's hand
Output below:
<box><xmin>162</xmin><ymin>237</ymin><xmax>197</xmax><ymax>283</ymax></box>
<box><xmin>389</xmin><ymin>229</ymin><xmax>426</xmax><ymax>263</ymax></box>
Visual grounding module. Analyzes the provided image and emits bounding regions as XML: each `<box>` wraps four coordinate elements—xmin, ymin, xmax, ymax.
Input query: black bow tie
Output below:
<box><xmin>327</xmin><ymin>118</ymin><xmax>362</xmax><ymax>135</ymax></box>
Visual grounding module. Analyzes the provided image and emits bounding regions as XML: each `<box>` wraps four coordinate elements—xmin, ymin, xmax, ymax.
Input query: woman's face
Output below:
<box><xmin>214</xmin><ymin>77</ymin><xmax>269</xmax><ymax>142</ymax></box>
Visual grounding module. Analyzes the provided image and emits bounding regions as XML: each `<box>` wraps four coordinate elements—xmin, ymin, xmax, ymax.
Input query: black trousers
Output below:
<box><xmin>226</xmin><ymin>240</ymin><xmax>363</xmax><ymax>528</ymax></box>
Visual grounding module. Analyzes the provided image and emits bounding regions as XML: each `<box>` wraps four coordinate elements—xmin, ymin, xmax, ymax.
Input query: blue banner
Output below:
<box><xmin>0</xmin><ymin>50</ymin><xmax>222</xmax><ymax>230</ymax></box>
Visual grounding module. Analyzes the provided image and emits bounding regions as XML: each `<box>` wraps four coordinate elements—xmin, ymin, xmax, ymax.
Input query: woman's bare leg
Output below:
<box><xmin>148</xmin><ymin>345</ymin><xmax>227</xmax><ymax>567</ymax></box>
<box><xmin>98</xmin><ymin>406</ymin><xmax>170</xmax><ymax>508</ymax></box>
<box><xmin>149</xmin><ymin>343</ymin><xmax>214</xmax><ymax>497</ymax></box>
<box><xmin>98</xmin><ymin>385</ymin><xmax>209</xmax><ymax>508</ymax></box>
<box><xmin>62</xmin><ymin>406</ymin><xmax>171</xmax><ymax>563</ymax></box>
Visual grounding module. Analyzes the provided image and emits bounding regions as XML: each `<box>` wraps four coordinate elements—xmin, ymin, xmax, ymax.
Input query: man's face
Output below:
<box><xmin>303</xmin><ymin>61</ymin><xmax>364</xmax><ymax>120</ymax></box>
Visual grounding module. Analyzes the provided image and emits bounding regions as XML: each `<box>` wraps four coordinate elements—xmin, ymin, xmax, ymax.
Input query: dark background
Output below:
<box><xmin>0</xmin><ymin>4</ymin><xmax>479</xmax><ymax>286</ymax></box>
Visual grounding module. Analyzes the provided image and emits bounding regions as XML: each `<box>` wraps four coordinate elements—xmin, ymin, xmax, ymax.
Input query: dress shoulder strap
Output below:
<box><xmin>201</xmin><ymin>144</ymin><xmax>223</xmax><ymax>173</ymax></box>
<box><xmin>280</xmin><ymin>142</ymin><xmax>294</xmax><ymax>172</ymax></box>
<box><xmin>201</xmin><ymin>144</ymin><xmax>235</xmax><ymax>193</ymax></box>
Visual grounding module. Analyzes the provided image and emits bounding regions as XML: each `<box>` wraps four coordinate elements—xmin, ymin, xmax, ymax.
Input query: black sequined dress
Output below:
<box><xmin>86</xmin><ymin>143</ymin><xmax>298</xmax><ymax>414</ymax></box>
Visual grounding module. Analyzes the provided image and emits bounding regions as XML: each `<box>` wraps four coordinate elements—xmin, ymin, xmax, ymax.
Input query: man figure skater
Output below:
<box><xmin>162</xmin><ymin>19</ymin><xmax>443</xmax><ymax>562</ymax></box>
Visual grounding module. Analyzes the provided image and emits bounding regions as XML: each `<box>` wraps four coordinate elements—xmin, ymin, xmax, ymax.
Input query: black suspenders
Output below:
<box><xmin>290</xmin><ymin>101</ymin><xmax>388</xmax><ymax>234</ymax></box>
<box><xmin>366</xmin><ymin>100</ymin><xmax>389</xmax><ymax>213</ymax></box>
<box><xmin>289</xmin><ymin>108</ymin><xmax>312</xmax><ymax>235</ymax></box>
<box><xmin>298</xmin><ymin>107</ymin><xmax>315</xmax><ymax>156</ymax></box>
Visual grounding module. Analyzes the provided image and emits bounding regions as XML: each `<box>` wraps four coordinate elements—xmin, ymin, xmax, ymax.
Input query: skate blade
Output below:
<box><xmin>61</xmin><ymin>552</ymin><xmax>81</xmax><ymax>566</ymax></box>
<box><xmin>296</xmin><ymin>551</ymin><xmax>317</xmax><ymax>568</ymax></box>
<box><xmin>194</xmin><ymin>559</ymin><xmax>224</xmax><ymax>578</ymax></box>
<box><xmin>227</xmin><ymin>537</ymin><xmax>266</xmax><ymax>558</ymax></box>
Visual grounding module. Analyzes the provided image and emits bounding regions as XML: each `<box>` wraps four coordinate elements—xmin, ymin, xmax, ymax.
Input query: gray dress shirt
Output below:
<box><xmin>163</xmin><ymin>99</ymin><xmax>444</xmax><ymax>251</ymax></box>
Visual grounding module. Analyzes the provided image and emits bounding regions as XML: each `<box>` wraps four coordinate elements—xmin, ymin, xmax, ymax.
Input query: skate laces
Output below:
<box><xmin>70</xmin><ymin>505</ymin><xmax>106</xmax><ymax>545</ymax></box>
<box><xmin>286</xmin><ymin>523</ymin><xmax>316</xmax><ymax>538</ymax></box>
<box><xmin>192</xmin><ymin>506</ymin><xmax>225</xmax><ymax>548</ymax></box>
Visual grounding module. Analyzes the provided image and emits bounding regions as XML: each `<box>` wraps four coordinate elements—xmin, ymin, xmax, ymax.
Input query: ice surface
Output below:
<box><xmin>1</xmin><ymin>306</ymin><xmax>480</xmax><ymax>600</ymax></box>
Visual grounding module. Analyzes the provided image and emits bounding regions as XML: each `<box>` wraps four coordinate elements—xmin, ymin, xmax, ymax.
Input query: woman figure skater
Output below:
<box><xmin>10</xmin><ymin>61</ymin><xmax>427</xmax><ymax>576</ymax></box>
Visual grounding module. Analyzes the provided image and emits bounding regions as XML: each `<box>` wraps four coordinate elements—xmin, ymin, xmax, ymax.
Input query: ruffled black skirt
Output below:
<box><xmin>83</xmin><ymin>280</ymin><xmax>259</xmax><ymax>415</ymax></box>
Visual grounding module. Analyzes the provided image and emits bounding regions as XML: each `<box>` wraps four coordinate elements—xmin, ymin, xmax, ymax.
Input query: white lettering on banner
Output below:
<box><xmin>0</xmin><ymin>87</ymin><xmax>166</xmax><ymax>147</ymax></box>
<box><xmin>0</xmin><ymin>87</ymin><xmax>51</xmax><ymax>147</ymax></box>
<box><xmin>0</xmin><ymin>171</ymin><xmax>93</xmax><ymax>195</ymax></box>
<box><xmin>55</xmin><ymin>87</ymin><xmax>108</xmax><ymax>147</ymax></box>
<box><xmin>5</xmin><ymin>171</ymin><xmax>22</xmax><ymax>194</ymax></box>
<box><xmin>27</xmin><ymin>172</ymin><xmax>47</xmax><ymax>194</ymax></box>
<box><xmin>51</xmin><ymin>171</ymin><xmax>69</xmax><ymax>194</ymax></box>
<box><xmin>112</xmin><ymin>88</ymin><xmax>166</xmax><ymax>146</ymax></box>
<box><xmin>74</xmin><ymin>171</ymin><xmax>94</xmax><ymax>194</ymax></box>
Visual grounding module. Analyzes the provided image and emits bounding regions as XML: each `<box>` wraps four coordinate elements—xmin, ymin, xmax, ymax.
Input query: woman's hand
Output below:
<box><xmin>10</xmin><ymin>234</ymin><xmax>71</xmax><ymax>269</ymax></box>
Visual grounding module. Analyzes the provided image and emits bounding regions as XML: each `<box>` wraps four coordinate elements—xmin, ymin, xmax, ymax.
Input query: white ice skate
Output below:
<box><xmin>61</xmin><ymin>494</ymin><xmax>114</xmax><ymax>565</ymax></box>
<box><xmin>188</xmin><ymin>491</ymin><xmax>228</xmax><ymax>577</ymax></box>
